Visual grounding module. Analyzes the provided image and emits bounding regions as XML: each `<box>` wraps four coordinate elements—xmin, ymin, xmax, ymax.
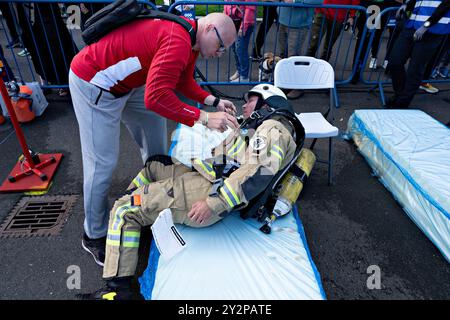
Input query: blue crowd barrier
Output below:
<box><xmin>170</xmin><ymin>2</ymin><xmax>368</xmax><ymax>82</ymax></box>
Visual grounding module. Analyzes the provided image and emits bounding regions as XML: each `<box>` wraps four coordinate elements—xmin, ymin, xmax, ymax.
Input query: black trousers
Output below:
<box><xmin>252</xmin><ymin>5</ymin><xmax>278</xmax><ymax>56</ymax></box>
<box><xmin>388</xmin><ymin>27</ymin><xmax>446</xmax><ymax>107</ymax></box>
<box><xmin>0</xmin><ymin>2</ymin><xmax>19</xmax><ymax>41</ymax></box>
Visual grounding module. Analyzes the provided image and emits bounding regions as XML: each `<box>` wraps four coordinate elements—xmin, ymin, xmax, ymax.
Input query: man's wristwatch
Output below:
<box><xmin>424</xmin><ymin>21</ymin><xmax>431</xmax><ymax>28</ymax></box>
<box><xmin>212</xmin><ymin>97</ymin><xmax>220</xmax><ymax>108</ymax></box>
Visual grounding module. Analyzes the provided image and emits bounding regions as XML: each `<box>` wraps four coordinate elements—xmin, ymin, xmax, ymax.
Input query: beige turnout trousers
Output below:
<box><xmin>103</xmin><ymin>160</ymin><xmax>223</xmax><ymax>278</ymax></box>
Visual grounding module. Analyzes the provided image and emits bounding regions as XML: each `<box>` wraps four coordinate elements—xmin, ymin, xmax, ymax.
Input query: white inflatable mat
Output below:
<box><xmin>139</xmin><ymin>208</ymin><xmax>326</xmax><ymax>300</ymax></box>
<box><xmin>347</xmin><ymin>110</ymin><xmax>450</xmax><ymax>262</ymax></box>
<box><xmin>138</xmin><ymin>123</ymin><xmax>326</xmax><ymax>299</ymax></box>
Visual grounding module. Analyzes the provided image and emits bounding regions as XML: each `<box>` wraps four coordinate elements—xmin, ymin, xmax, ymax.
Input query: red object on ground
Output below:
<box><xmin>0</xmin><ymin>153</ymin><xmax>63</xmax><ymax>192</ymax></box>
<box><xmin>0</xmin><ymin>72</ymin><xmax>63</xmax><ymax>192</ymax></box>
<box><xmin>12</xmin><ymin>85</ymin><xmax>35</xmax><ymax>123</ymax></box>
<box><xmin>0</xmin><ymin>114</ymin><xmax>5</xmax><ymax>125</ymax></box>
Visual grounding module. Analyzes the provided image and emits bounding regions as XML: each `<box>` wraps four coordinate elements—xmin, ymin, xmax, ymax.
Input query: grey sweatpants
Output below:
<box><xmin>69</xmin><ymin>70</ymin><xmax>167</xmax><ymax>239</ymax></box>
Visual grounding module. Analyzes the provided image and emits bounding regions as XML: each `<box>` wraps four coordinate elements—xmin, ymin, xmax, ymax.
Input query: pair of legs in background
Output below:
<box><xmin>387</xmin><ymin>28</ymin><xmax>446</xmax><ymax>108</ymax></box>
<box><xmin>306</xmin><ymin>14</ymin><xmax>344</xmax><ymax>62</ymax></box>
<box><xmin>278</xmin><ymin>25</ymin><xmax>308</xmax><ymax>99</ymax></box>
<box><xmin>230</xmin><ymin>19</ymin><xmax>255</xmax><ymax>81</ymax></box>
<box><xmin>278</xmin><ymin>24</ymin><xmax>309</xmax><ymax>59</ymax></box>
<box><xmin>252</xmin><ymin>5</ymin><xmax>278</xmax><ymax>59</ymax></box>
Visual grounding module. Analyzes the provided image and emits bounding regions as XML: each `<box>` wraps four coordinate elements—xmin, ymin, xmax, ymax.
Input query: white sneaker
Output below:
<box><xmin>369</xmin><ymin>57</ymin><xmax>377</xmax><ymax>69</ymax></box>
<box><xmin>231</xmin><ymin>76</ymin><xmax>249</xmax><ymax>83</ymax></box>
<box><xmin>382</xmin><ymin>60</ymin><xmax>389</xmax><ymax>69</ymax></box>
<box><xmin>17</xmin><ymin>48</ymin><xmax>30</xmax><ymax>57</ymax></box>
<box><xmin>229</xmin><ymin>71</ymin><xmax>240</xmax><ymax>81</ymax></box>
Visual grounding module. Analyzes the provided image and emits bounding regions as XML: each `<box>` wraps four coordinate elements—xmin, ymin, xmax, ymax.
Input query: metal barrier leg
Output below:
<box><xmin>332</xmin><ymin>87</ymin><xmax>340</xmax><ymax>109</ymax></box>
<box><xmin>328</xmin><ymin>136</ymin><xmax>333</xmax><ymax>186</ymax></box>
<box><xmin>379</xmin><ymin>83</ymin><xmax>386</xmax><ymax>106</ymax></box>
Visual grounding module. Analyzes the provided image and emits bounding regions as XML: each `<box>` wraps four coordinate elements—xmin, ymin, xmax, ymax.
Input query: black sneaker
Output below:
<box><xmin>82</xmin><ymin>233</ymin><xmax>106</xmax><ymax>267</ymax></box>
<box><xmin>76</xmin><ymin>286</ymin><xmax>134</xmax><ymax>300</ymax></box>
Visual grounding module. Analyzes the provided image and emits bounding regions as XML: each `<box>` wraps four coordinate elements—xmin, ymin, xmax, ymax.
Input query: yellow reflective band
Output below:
<box><xmin>132</xmin><ymin>172</ymin><xmax>150</xmax><ymax>188</ymax></box>
<box><xmin>112</xmin><ymin>203</ymin><xmax>139</xmax><ymax>231</ymax></box>
<box><xmin>234</xmin><ymin>140</ymin><xmax>246</xmax><ymax>155</ymax></box>
<box><xmin>102</xmin><ymin>292</ymin><xmax>117</xmax><ymax>300</ymax></box>
<box><xmin>108</xmin><ymin>229</ymin><xmax>121</xmax><ymax>236</ymax></box>
<box><xmin>194</xmin><ymin>159</ymin><xmax>216</xmax><ymax>178</ymax></box>
<box><xmin>205</xmin><ymin>161</ymin><xmax>213</xmax><ymax>169</ymax></box>
<box><xmin>225</xmin><ymin>180</ymin><xmax>240</xmax><ymax>205</ymax></box>
<box><xmin>124</xmin><ymin>231</ymin><xmax>140</xmax><ymax>238</ymax></box>
<box><xmin>106</xmin><ymin>227</ymin><xmax>121</xmax><ymax>247</ymax></box>
<box><xmin>138</xmin><ymin>172</ymin><xmax>150</xmax><ymax>185</ymax></box>
<box><xmin>112</xmin><ymin>203</ymin><xmax>131</xmax><ymax>230</ymax></box>
<box><xmin>230</xmin><ymin>139</ymin><xmax>240</xmax><ymax>150</ymax></box>
<box><xmin>116</xmin><ymin>206</ymin><xmax>139</xmax><ymax>231</ymax></box>
<box><xmin>228</xmin><ymin>138</ymin><xmax>245</xmax><ymax>157</ymax></box>
<box><xmin>123</xmin><ymin>230</ymin><xmax>140</xmax><ymax>248</ymax></box>
<box><xmin>228</xmin><ymin>137</ymin><xmax>244</xmax><ymax>156</ymax></box>
<box><xmin>220</xmin><ymin>187</ymin><xmax>235</xmax><ymax>207</ymax></box>
<box><xmin>106</xmin><ymin>239</ymin><xmax>120</xmax><ymax>247</ymax></box>
<box><xmin>220</xmin><ymin>180</ymin><xmax>240</xmax><ymax>208</ymax></box>
<box><xmin>270</xmin><ymin>149</ymin><xmax>283</xmax><ymax>161</ymax></box>
<box><xmin>123</xmin><ymin>242</ymin><xmax>140</xmax><ymax>248</ymax></box>
<box><xmin>273</xmin><ymin>144</ymin><xmax>284</xmax><ymax>156</ymax></box>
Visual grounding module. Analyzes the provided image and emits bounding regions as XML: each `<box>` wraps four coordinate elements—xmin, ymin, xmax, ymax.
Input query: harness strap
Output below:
<box><xmin>289</xmin><ymin>165</ymin><xmax>308</xmax><ymax>185</ymax></box>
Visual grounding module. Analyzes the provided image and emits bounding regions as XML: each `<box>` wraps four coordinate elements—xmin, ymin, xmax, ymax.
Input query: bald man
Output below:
<box><xmin>69</xmin><ymin>10</ymin><xmax>238</xmax><ymax>267</ymax></box>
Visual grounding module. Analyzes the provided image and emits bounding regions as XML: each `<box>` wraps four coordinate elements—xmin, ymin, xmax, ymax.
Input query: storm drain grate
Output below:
<box><xmin>0</xmin><ymin>195</ymin><xmax>78</xmax><ymax>238</ymax></box>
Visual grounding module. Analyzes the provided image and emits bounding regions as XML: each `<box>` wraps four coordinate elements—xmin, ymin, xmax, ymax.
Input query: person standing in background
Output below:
<box><xmin>225</xmin><ymin>0</ymin><xmax>257</xmax><ymax>82</ymax></box>
<box><xmin>385</xmin><ymin>0</ymin><xmax>449</xmax><ymax>108</ymax></box>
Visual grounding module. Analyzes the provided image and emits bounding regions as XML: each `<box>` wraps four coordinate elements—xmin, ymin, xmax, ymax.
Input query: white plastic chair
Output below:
<box><xmin>274</xmin><ymin>56</ymin><xmax>339</xmax><ymax>185</ymax></box>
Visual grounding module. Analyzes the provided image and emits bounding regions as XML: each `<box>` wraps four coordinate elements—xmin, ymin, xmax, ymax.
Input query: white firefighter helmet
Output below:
<box><xmin>245</xmin><ymin>84</ymin><xmax>287</xmax><ymax>102</ymax></box>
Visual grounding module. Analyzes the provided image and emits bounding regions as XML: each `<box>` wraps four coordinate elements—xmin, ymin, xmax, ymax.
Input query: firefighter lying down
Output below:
<box><xmin>79</xmin><ymin>84</ymin><xmax>316</xmax><ymax>300</ymax></box>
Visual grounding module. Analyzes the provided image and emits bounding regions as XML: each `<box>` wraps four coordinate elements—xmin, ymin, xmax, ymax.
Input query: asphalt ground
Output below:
<box><xmin>0</xmin><ymin>18</ymin><xmax>449</xmax><ymax>300</ymax></box>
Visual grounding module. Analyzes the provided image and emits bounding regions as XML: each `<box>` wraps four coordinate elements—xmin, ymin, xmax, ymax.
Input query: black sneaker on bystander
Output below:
<box><xmin>81</xmin><ymin>233</ymin><xmax>106</xmax><ymax>267</ymax></box>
